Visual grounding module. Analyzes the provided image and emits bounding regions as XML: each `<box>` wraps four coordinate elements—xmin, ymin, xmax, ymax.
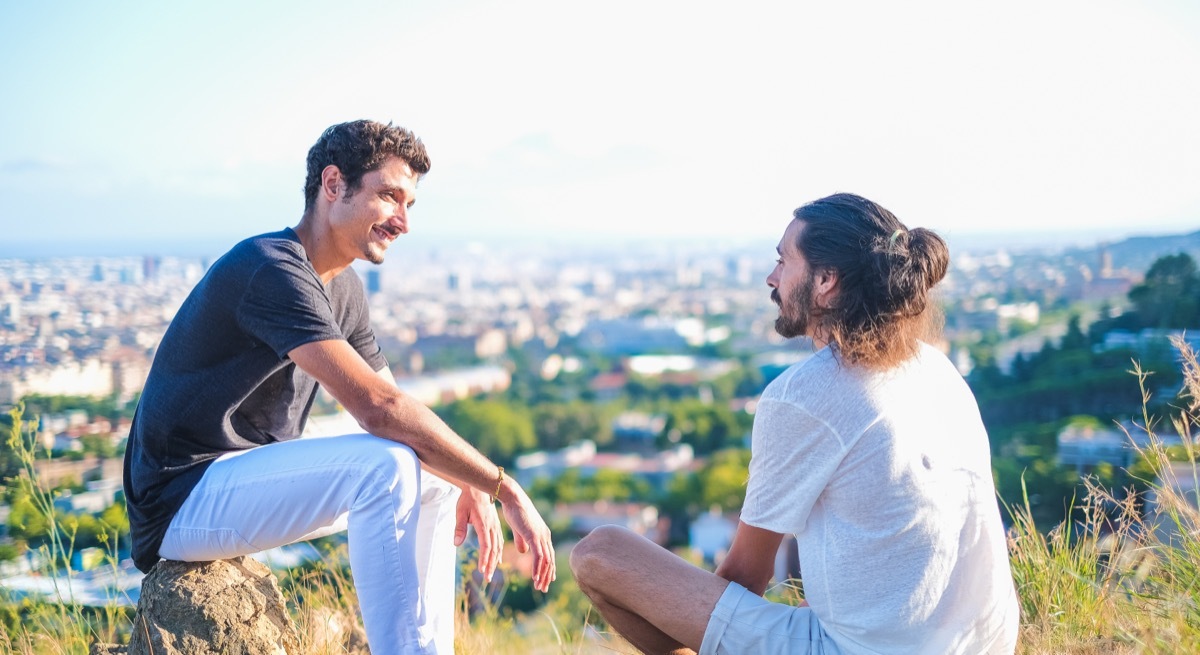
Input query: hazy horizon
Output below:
<box><xmin>2</xmin><ymin>0</ymin><xmax>1198</xmax><ymax>251</ymax></box>
<box><xmin>0</xmin><ymin>222</ymin><xmax>1191</xmax><ymax>261</ymax></box>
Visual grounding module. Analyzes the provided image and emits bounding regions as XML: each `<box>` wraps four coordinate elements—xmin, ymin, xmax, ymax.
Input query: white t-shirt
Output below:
<box><xmin>741</xmin><ymin>343</ymin><xmax>1019</xmax><ymax>655</ymax></box>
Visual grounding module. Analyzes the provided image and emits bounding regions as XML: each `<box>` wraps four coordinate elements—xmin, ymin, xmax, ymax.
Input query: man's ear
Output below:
<box><xmin>320</xmin><ymin>165</ymin><xmax>344</xmax><ymax>202</ymax></box>
<box><xmin>814</xmin><ymin>268</ymin><xmax>839</xmax><ymax>308</ymax></box>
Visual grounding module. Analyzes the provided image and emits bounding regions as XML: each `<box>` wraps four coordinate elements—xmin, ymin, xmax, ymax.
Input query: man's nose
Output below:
<box><xmin>390</xmin><ymin>208</ymin><xmax>409</xmax><ymax>233</ymax></box>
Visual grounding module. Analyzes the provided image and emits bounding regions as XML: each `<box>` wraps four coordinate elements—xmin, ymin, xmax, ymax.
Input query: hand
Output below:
<box><xmin>500</xmin><ymin>484</ymin><xmax>556</xmax><ymax>593</ymax></box>
<box><xmin>454</xmin><ymin>487</ymin><xmax>503</xmax><ymax>583</ymax></box>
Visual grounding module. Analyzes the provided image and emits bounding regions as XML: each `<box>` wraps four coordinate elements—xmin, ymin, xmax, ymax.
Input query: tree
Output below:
<box><xmin>531</xmin><ymin>402</ymin><xmax>611</xmax><ymax>451</ymax></box>
<box><xmin>697</xmin><ymin>449</ymin><xmax>752</xmax><ymax>511</ymax></box>
<box><xmin>1128</xmin><ymin>253</ymin><xmax>1200</xmax><ymax>329</ymax></box>
<box><xmin>0</xmin><ymin>413</ymin><xmax>21</xmax><ymax>481</ymax></box>
<box><xmin>661</xmin><ymin>400</ymin><xmax>749</xmax><ymax>454</ymax></box>
<box><xmin>436</xmin><ymin>399</ymin><xmax>536</xmax><ymax>465</ymax></box>
<box><xmin>1060</xmin><ymin>315</ymin><xmax>1088</xmax><ymax>350</ymax></box>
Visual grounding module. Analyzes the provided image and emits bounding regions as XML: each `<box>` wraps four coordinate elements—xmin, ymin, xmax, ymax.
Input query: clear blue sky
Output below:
<box><xmin>2</xmin><ymin>0</ymin><xmax>1198</xmax><ymax>255</ymax></box>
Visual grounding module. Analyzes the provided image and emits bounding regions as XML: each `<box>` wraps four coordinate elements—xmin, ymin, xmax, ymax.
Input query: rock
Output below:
<box><xmin>127</xmin><ymin>557</ymin><xmax>301</xmax><ymax>655</ymax></box>
<box><xmin>89</xmin><ymin>645</ymin><xmax>128</xmax><ymax>655</ymax></box>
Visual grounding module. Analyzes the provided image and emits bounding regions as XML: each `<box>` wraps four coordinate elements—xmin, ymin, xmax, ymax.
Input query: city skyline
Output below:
<box><xmin>2</xmin><ymin>0</ymin><xmax>1199</xmax><ymax>251</ymax></box>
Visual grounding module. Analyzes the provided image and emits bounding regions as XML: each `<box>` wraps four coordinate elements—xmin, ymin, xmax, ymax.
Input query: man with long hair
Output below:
<box><xmin>124</xmin><ymin>120</ymin><xmax>555</xmax><ymax>655</ymax></box>
<box><xmin>571</xmin><ymin>193</ymin><xmax>1018</xmax><ymax>654</ymax></box>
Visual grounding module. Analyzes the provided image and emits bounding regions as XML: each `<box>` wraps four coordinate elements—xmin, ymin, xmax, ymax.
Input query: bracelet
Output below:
<box><xmin>491</xmin><ymin>466</ymin><xmax>505</xmax><ymax>504</ymax></box>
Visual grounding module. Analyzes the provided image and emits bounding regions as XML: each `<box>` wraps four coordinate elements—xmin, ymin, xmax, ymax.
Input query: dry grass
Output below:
<box><xmin>5</xmin><ymin>336</ymin><xmax>1200</xmax><ymax>653</ymax></box>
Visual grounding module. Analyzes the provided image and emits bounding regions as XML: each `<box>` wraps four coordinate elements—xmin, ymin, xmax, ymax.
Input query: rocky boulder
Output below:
<box><xmin>127</xmin><ymin>557</ymin><xmax>300</xmax><ymax>655</ymax></box>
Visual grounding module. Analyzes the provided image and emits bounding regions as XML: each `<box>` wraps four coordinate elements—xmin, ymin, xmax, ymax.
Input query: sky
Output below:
<box><xmin>1</xmin><ymin>0</ymin><xmax>1198</xmax><ymax>257</ymax></box>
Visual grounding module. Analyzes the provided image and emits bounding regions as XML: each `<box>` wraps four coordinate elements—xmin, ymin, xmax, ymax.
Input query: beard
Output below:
<box><xmin>364</xmin><ymin>247</ymin><xmax>385</xmax><ymax>265</ymax></box>
<box><xmin>773</xmin><ymin>272</ymin><xmax>816</xmax><ymax>339</ymax></box>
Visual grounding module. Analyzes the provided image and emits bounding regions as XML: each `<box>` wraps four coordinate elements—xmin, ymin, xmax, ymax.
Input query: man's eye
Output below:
<box><xmin>776</xmin><ymin>258</ymin><xmax>784</xmax><ymax>265</ymax></box>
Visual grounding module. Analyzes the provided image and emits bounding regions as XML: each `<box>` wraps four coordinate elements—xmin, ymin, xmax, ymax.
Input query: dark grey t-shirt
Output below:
<box><xmin>123</xmin><ymin>228</ymin><xmax>387</xmax><ymax>572</ymax></box>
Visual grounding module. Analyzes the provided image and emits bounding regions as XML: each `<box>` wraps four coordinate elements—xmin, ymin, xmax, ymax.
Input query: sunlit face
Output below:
<box><xmin>327</xmin><ymin>156</ymin><xmax>419</xmax><ymax>265</ymax></box>
<box><xmin>767</xmin><ymin>219</ymin><xmax>818</xmax><ymax>339</ymax></box>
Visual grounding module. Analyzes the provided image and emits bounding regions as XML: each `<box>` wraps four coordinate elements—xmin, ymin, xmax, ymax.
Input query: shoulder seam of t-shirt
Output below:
<box><xmin>235</xmin><ymin>256</ymin><xmax>344</xmax><ymax>358</ymax></box>
<box><xmin>755</xmin><ymin>396</ymin><xmax>851</xmax><ymax>450</ymax></box>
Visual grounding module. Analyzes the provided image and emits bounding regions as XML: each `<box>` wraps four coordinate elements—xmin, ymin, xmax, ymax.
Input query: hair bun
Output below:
<box><xmin>907</xmin><ymin>228</ymin><xmax>949</xmax><ymax>291</ymax></box>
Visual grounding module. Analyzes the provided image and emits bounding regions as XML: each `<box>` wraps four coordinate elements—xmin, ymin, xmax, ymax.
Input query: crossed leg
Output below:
<box><xmin>159</xmin><ymin>433</ymin><xmax>460</xmax><ymax>655</ymax></box>
<box><xmin>570</xmin><ymin>525</ymin><xmax>730</xmax><ymax>655</ymax></box>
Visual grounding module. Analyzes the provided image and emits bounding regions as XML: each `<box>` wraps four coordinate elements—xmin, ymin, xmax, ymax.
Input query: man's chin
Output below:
<box><xmin>363</xmin><ymin>245</ymin><xmax>387</xmax><ymax>265</ymax></box>
<box><xmin>775</xmin><ymin>317</ymin><xmax>805</xmax><ymax>339</ymax></box>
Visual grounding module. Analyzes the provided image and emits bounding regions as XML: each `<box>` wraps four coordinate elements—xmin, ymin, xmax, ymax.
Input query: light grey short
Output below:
<box><xmin>700</xmin><ymin>582</ymin><xmax>843</xmax><ymax>655</ymax></box>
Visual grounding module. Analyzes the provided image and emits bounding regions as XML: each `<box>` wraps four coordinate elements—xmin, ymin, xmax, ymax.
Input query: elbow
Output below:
<box><xmin>352</xmin><ymin>391</ymin><xmax>406</xmax><ymax>437</ymax></box>
<box><xmin>716</xmin><ymin>561</ymin><xmax>772</xmax><ymax>596</ymax></box>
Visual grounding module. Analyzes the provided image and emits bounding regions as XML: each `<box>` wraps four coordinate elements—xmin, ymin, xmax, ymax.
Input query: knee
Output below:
<box><xmin>570</xmin><ymin>525</ymin><xmax>631</xmax><ymax>588</ymax></box>
<box><xmin>358</xmin><ymin>439</ymin><xmax>421</xmax><ymax>499</ymax></box>
<box><xmin>421</xmin><ymin>473</ymin><xmax>462</xmax><ymax>508</ymax></box>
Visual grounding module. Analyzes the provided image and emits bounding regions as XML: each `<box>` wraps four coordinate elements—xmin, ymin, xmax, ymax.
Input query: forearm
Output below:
<box><xmin>293</xmin><ymin>340</ymin><xmax>554</xmax><ymax>591</ymax></box>
<box><xmin>359</xmin><ymin>392</ymin><xmax>505</xmax><ymax>496</ymax></box>
<box><xmin>368</xmin><ymin>363</ymin><xmax>501</xmax><ymax>496</ymax></box>
<box><xmin>715</xmin><ymin>522</ymin><xmax>785</xmax><ymax>596</ymax></box>
<box><xmin>714</xmin><ymin>560</ymin><xmax>771</xmax><ymax>596</ymax></box>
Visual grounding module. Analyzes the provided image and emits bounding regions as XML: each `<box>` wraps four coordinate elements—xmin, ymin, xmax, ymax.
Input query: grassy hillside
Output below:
<box><xmin>5</xmin><ymin>338</ymin><xmax>1200</xmax><ymax>654</ymax></box>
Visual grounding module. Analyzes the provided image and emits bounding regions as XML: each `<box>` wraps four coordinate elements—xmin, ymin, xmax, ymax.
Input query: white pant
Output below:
<box><xmin>160</xmin><ymin>433</ymin><xmax>461</xmax><ymax>655</ymax></box>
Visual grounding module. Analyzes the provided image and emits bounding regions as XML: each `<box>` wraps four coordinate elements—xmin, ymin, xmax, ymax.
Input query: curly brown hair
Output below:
<box><xmin>303</xmin><ymin>120</ymin><xmax>431</xmax><ymax>211</ymax></box>
<box><xmin>794</xmin><ymin>193</ymin><xmax>949</xmax><ymax>370</ymax></box>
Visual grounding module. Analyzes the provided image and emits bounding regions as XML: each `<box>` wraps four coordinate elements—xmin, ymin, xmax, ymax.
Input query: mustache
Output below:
<box><xmin>379</xmin><ymin>223</ymin><xmax>402</xmax><ymax>237</ymax></box>
<box><xmin>771</xmin><ymin>290</ymin><xmax>782</xmax><ymax>305</ymax></box>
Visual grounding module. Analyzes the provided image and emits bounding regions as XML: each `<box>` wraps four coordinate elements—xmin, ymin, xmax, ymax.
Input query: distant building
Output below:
<box><xmin>588</xmin><ymin>371</ymin><xmax>628</xmax><ymax>401</ymax></box>
<box><xmin>142</xmin><ymin>256</ymin><xmax>161</xmax><ymax>282</ymax></box>
<box><xmin>1057</xmin><ymin>423</ymin><xmax>1133</xmax><ymax>472</ymax></box>
<box><xmin>576</xmin><ymin>317</ymin><xmax>692</xmax><ymax>355</ymax></box>
<box><xmin>365</xmin><ymin>269</ymin><xmax>382</xmax><ymax>295</ymax></box>
<box><xmin>689</xmin><ymin>507</ymin><xmax>738</xmax><ymax>564</ymax></box>
<box><xmin>952</xmin><ymin>300</ymin><xmax>1040</xmax><ymax>334</ymax></box>
<box><xmin>1077</xmin><ymin>248</ymin><xmax>1138</xmax><ymax>301</ymax></box>
<box><xmin>1</xmin><ymin>357</ymin><xmax>115</xmax><ymax>403</ymax></box>
<box><xmin>410</xmin><ymin>329</ymin><xmax>508</xmax><ymax>362</ymax></box>
<box><xmin>688</xmin><ymin>507</ymin><xmax>802</xmax><ymax>582</ymax></box>
<box><xmin>447</xmin><ymin>269</ymin><xmax>471</xmax><ymax>292</ymax></box>
<box><xmin>1147</xmin><ymin>461</ymin><xmax>1200</xmax><ymax>547</ymax></box>
<box><xmin>611</xmin><ymin>411</ymin><xmax>667</xmax><ymax>453</ymax></box>
<box><xmin>554</xmin><ymin>501</ymin><xmax>665</xmax><ymax>543</ymax></box>
<box><xmin>59</xmin><ymin>477</ymin><xmax>125</xmax><ymax>516</ymax></box>
<box><xmin>30</xmin><ymin>456</ymin><xmax>122</xmax><ymax>490</ymax></box>
<box><xmin>1099</xmin><ymin>329</ymin><xmax>1200</xmax><ymax>358</ymax></box>
<box><xmin>390</xmin><ymin>365</ymin><xmax>511</xmax><ymax>407</ymax></box>
<box><xmin>1057</xmin><ymin>420</ymin><xmax>1181</xmax><ymax>473</ymax></box>
<box><xmin>513</xmin><ymin>439</ymin><xmax>696</xmax><ymax>493</ymax></box>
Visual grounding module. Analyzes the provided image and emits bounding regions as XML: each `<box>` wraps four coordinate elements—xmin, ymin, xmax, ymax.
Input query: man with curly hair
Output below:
<box><xmin>124</xmin><ymin>120</ymin><xmax>555</xmax><ymax>655</ymax></box>
<box><xmin>571</xmin><ymin>193</ymin><xmax>1018</xmax><ymax>654</ymax></box>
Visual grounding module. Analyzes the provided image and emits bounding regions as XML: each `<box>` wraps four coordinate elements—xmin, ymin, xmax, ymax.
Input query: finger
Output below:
<box><xmin>545</xmin><ymin>544</ymin><xmax>555</xmax><ymax>591</ymax></box>
<box><xmin>474</xmin><ymin>525</ymin><xmax>487</xmax><ymax>575</ymax></box>
<box><xmin>454</xmin><ymin>506</ymin><xmax>470</xmax><ymax>547</ymax></box>
<box><xmin>490</xmin><ymin>526</ymin><xmax>503</xmax><ymax>576</ymax></box>
<box><xmin>542</xmin><ymin>538</ymin><xmax>557</xmax><ymax>591</ymax></box>
<box><xmin>479</xmin><ymin>522</ymin><xmax>497</xmax><ymax>579</ymax></box>
<box><xmin>534</xmin><ymin>540</ymin><xmax>550</xmax><ymax>592</ymax></box>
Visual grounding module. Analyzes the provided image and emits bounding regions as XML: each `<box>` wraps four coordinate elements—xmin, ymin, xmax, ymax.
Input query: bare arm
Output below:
<box><xmin>714</xmin><ymin>521</ymin><xmax>784</xmax><ymax>596</ymax></box>
<box><xmin>290</xmin><ymin>339</ymin><xmax>555</xmax><ymax>590</ymax></box>
<box><xmin>369</xmin><ymin>365</ymin><xmax>470</xmax><ymax>486</ymax></box>
<box><xmin>370</xmin><ymin>364</ymin><xmax>505</xmax><ymax>581</ymax></box>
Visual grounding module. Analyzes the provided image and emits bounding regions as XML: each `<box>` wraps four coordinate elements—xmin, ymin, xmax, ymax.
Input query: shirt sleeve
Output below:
<box><xmin>236</xmin><ymin>259</ymin><xmax>344</xmax><ymax>359</ymax></box>
<box><xmin>345</xmin><ymin>286</ymin><xmax>387</xmax><ymax>371</ymax></box>
<box><xmin>741</xmin><ymin>398</ymin><xmax>849</xmax><ymax>535</ymax></box>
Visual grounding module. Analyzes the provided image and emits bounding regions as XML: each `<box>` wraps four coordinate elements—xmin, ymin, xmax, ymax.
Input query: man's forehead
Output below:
<box><xmin>778</xmin><ymin>219</ymin><xmax>804</xmax><ymax>255</ymax></box>
<box><xmin>375</xmin><ymin>158</ymin><xmax>419</xmax><ymax>188</ymax></box>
